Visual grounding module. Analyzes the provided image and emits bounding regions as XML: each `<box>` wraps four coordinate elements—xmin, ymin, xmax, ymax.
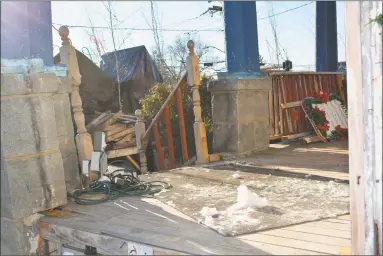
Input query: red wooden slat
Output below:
<box><xmin>176</xmin><ymin>87</ymin><xmax>189</xmax><ymax>162</ymax></box>
<box><xmin>274</xmin><ymin>77</ymin><xmax>281</xmax><ymax>135</ymax></box>
<box><xmin>279</xmin><ymin>76</ymin><xmax>289</xmax><ymax>135</ymax></box>
<box><xmin>164</xmin><ymin>106</ymin><xmax>176</xmax><ymax>169</ymax></box>
<box><xmin>153</xmin><ymin>122</ymin><xmax>166</xmax><ymax>170</ymax></box>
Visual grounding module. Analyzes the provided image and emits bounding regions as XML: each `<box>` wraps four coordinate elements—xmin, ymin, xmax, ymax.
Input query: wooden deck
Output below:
<box><xmin>40</xmin><ymin>141</ymin><xmax>350</xmax><ymax>255</ymax></box>
<box><xmin>40</xmin><ymin>198</ymin><xmax>350</xmax><ymax>255</ymax></box>
<box><xmin>227</xmin><ymin>140</ymin><xmax>349</xmax><ymax>181</ymax></box>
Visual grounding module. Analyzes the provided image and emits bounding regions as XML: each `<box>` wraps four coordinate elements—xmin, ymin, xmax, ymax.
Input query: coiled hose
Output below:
<box><xmin>70</xmin><ymin>160</ymin><xmax>171</xmax><ymax>205</ymax></box>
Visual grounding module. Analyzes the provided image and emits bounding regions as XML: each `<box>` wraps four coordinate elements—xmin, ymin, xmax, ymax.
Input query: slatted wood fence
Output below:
<box><xmin>269</xmin><ymin>72</ymin><xmax>345</xmax><ymax>139</ymax></box>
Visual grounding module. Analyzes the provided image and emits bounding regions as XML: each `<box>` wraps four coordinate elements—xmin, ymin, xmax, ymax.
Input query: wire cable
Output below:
<box><xmin>70</xmin><ymin>160</ymin><xmax>171</xmax><ymax>205</ymax></box>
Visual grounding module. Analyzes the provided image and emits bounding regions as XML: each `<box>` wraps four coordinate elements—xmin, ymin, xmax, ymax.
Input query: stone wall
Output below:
<box><xmin>0</xmin><ymin>68</ymin><xmax>78</xmax><ymax>254</ymax></box>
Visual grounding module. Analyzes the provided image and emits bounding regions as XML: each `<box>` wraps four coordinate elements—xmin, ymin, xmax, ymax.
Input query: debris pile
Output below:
<box><xmin>86</xmin><ymin>110</ymin><xmax>137</xmax><ymax>151</ymax></box>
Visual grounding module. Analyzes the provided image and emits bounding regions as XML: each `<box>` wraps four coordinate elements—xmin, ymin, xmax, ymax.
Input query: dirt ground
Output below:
<box><xmin>141</xmin><ymin>165</ymin><xmax>350</xmax><ymax>237</ymax></box>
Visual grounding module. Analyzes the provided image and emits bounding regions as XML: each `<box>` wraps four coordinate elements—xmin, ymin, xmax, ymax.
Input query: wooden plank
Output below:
<box><xmin>106</xmin><ymin>146</ymin><xmax>138</xmax><ymax>159</ymax></box>
<box><xmin>40</xmin><ymin>222</ymin><xmax>185</xmax><ymax>255</ymax></box>
<box><xmin>304</xmin><ymin>220</ymin><xmax>351</xmax><ymax>231</ymax></box>
<box><xmin>176</xmin><ymin>87</ymin><xmax>189</xmax><ymax>162</ymax></box>
<box><xmin>164</xmin><ymin>107</ymin><xmax>176</xmax><ymax>169</ymax></box>
<box><xmin>274</xmin><ymin>77</ymin><xmax>281</xmax><ymax>135</ymax></box>
<box><xmin>109</xmin><ymin>140</ymin><xmax>136</xmax><ymax>150</ymax></box>
<box><xmin>106</xmin><ymin>127</ymin><xmax>134</xmax><ymax>143</ymax></box>
<box><xmin>282</xmin><ymin>223</ymin><xmax>351</xmax><ymax>239</ymax></box>
<box><xmin>281</xmin><ymin>101</ymin><xmax>301</xmax><ymax>109</ymax></box>
<box><xmin>303</xmin><ymin>135</ymin><xmax>322</xmax><ymax>144</ymax></box>
<box><xmin>323</xmin><ymin>218</ymin><xmax>351</xmax><ymax>225</ymax></box>
<box><xmin>239</xmin><ymin>237</ymin><xmax>324</xmax><ymax>255</ymax></box>
<box><xmin>269</xmin><ymin>87</ymin><xmax>275</xmax><ymax>136</ymax></box>
<box><xmin>153</xmin><ymin>122</ymin><xmax>166</xmax><ymax>170</ymax></box>
<box><xmin>282</xmin><ymin>132</ymin><xmax>310</xmax><ymax>141</ymax></box>
<box><xmin>337</xmin><ymin>215</ymin><xmax>351</xmax><ymax>221</ymax></box>
<box><xmin>269</xmin><ymin>135</ymin><xmax>282</xmax><ymax>140</ymax></box>
<box><xmin>45</xmin><ymin>239</ymin><xmax>63</xmax><ymax>255</ymax></box>
<box><xmin>104</xmin><ymin>124</ymin><xmax>127</xmax><ymax>136</ymax></box>
<box><xmin>259</xmin><ymin>228</ymin><xmax>351</xmax><ymax>247</ymax></box>
<box><xmin>86</xmin><ymin>111</ymin><xmax>112</xmax><ymax>133</ymax></box>
<box><xmin>240</xmin><ymin>233</ymin><xmax>343</xmax><ymax>254</ymax></box>
<box><xmin>96</xmin><ymin>111</ymin><xmax>123</xmax><ymax>132</ymax></box>
<box><xmin>336</xmin><ymin>74</ymin><xmax>346</xmax><ymax>104</ymax></box>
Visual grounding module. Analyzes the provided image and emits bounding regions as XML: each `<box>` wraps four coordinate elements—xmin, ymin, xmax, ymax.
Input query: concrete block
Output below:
<box><xmin>59</xmin><ymin>142</ymin><xmax>81</xmax><ymax>192</ymax></box>
<box><xmin>212</xmin><ymin>123</ymin><xmax>238</xmax><ymax>153</ymax></box>
<box><xmin>1</xmin><ymin>94</ymin><xmax>59</xmax><ymax>158</ymax></box>
<box><xmin>57</xmin><ymin>76</ymin><xmax>72</xmax><ymax>94</ymax></box>
<box><xmin>209</xmin><ymin>76</ymin><xmax>272</xmax><ymax>154</ymax></box>
<box><xmin>1</xmin><ymin>152</ymin><xmax>67</xmax><ymax>219</ymax></box>
<box><xmin>0</xmin><ymin>217</ymin><xmax>39</xmax><ymax>255</ymax></box>
<box><xmin>53</xmin><ymin>93</ymin><xmax>75</xmax><ymax>140</ymax></box>
<box><xmin>211</xmin><ymin>92</ymin><xmax>237</xmax><ymax>123</ymax></box>
<box><xmin>1</xmin><ymin>73</ymin><xmax>58</xmax><ymax>96</ymax></box>
<box><xmin>1</xmin><ymin>58</ymin><xmax>44</xmax><ymax>74</ymax></box>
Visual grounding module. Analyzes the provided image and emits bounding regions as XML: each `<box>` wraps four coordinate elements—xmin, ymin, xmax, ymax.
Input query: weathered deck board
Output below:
<box><xmin>41</xmin><ymin>199</ymin><xmax>268</xmax><ymax>255</ymax></box>
<box><xmin>239</xmin><ymin>233</ymin><xmax>343</xmax><ymax>254</ymax></box>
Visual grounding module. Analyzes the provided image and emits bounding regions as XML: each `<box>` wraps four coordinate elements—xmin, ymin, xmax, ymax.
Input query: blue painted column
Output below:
<box><xmin>223</xmin><ymin>1</ymin><xmax>260</xmax><ymax>74</ymax></box>
<box><xmin>1</xmin><ymin>1</ymin><xmax>54</xmax><ymax>66</ymax></box>
<box><xmin>316</xmin><ymin>1</ymin><xmax>338</xmax><ymax>72</ymax></box>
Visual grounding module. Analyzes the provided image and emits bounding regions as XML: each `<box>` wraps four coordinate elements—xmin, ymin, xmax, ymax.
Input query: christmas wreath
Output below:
<box><xmin>301</xmin><ymin>91</ymin><xmax>348</xmax><ymax>142</ymax></box>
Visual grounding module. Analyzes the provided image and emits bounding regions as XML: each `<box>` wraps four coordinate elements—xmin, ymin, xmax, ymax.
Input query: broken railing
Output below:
<box><xmin>268</xmin><ymin>72</ymin><xmax>346</xmax><ymax>139</ymax></box>
<box><xmin>138</xmin><ymin>41</ymin><xmax>209</xmax><ymax>170</ymax></box>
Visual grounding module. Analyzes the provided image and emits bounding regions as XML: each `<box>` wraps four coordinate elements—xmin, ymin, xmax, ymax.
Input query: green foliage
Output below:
<box><xmin>141</xmin><ymin>75</ymin><xmax>213</xmax><ymax>160</ymax></box>
<box><xmin>369</xmin><ymin>13</ymin><xmax>383</xmax><ymax>25</ymax></box>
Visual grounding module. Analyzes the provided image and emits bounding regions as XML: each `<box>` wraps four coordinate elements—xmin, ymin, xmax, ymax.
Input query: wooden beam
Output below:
<box><xmin>106</xmin><ymin>146</ymin><xmax>138</xmax><ymax>159</ymax></box>
<box><xmin>281</xmin><ymin>132</ymin><xmax>310</xmax><ymax>141</ymax></box>
<box><xmin>39</xmin><ymin>222</ymin><xmax>186</xmax><ymax>255</ymax></box>
<box><xmin>176</xmin><ymin>87</ymin><xmax>189</xmax><ymax>162</ymax></box>
<box><xmin>280</xmin><ymin>101</ymin><xmax>301</xmax><ymax>109</ymax></box>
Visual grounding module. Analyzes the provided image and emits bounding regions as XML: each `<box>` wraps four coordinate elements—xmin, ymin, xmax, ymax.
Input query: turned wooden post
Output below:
<box><xmin>59</xmin><ymin>26</ymin><xmax>94</xmax><ymax>176</ymax></box>
<box><xmin>135</xmin><ymin>109</ymin><xmax>148</xmax><ymax>173</ymax></box>
<box><xmin>186</xmin><ymin>40</ymin><xmax>209</xmax><ymax>164</ymax></box>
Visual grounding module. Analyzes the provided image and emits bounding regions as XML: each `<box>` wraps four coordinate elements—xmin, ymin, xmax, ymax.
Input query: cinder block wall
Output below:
<box><xmin>0</xmin><ymin>71</ymin><xmax>79</xmax><ymax>254</ymax></box>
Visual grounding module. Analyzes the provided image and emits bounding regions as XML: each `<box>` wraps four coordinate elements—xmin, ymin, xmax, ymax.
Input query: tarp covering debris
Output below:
<box><xmin>100</xmin><ymin>45</ymin><xmax>163</xmax><ymax>86</ymax></box>
<box><xmin>54</xmin><ymin>45</ymin><xmax>163</xmax><ymax>118</ymax></box>
<box><xmin>100</xmin><ymin>46</ymin><xmax>163</xmax><ymax>113</ymax></box>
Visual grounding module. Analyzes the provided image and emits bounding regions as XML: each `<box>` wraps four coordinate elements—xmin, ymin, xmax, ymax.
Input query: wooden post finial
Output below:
<box><xmin>185</xmin><ymin>40</ymin><xmax>209</xmax><ymax>164</ymax></box>
<box><xmin>187</xmin><ymin>40</ymin><xmax>195</xmax><ymax>56</ymax></box>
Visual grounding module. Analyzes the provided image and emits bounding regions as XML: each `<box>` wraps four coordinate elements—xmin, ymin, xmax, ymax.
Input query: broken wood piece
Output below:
<box><xmin>282</xmin><ymin>132</ymin><xmax>310</xmax><ymax>141</ymax></box>
<box><xmin>106</xmin><ymin>127</ymin><xmax>134</xmax><ymax>143</ymax></box>
<box><xmin>104</xmin><ymin>124</ymin><xmax>127</xmax><ymax>137</ymax></box>
<box><xmin>182</xmin><ymin>156</ymin><xmax>197</xmax><ymax>167</ymax></box>
<box><xmin>115</xmin><ymin>130</ymin><xmax>135</xmax><ymax>145</ymax></box>
<box><xmin>86</xmin><ymin>111</ymin><xmax>112</xmax><ymax>133</ymax></box>
<box><xmin>95</xmin><ymin>111</ymin><xmax>122</xmax><ymax>132</ymax></box>
<box><xmin>303</xmin><ymin>135</ymin><xmax>322</xmax><ymax>144</ymax></box>
<box><xmin>109</xmin><ymin>140</ymin><xmax>136</xmax><ymax>150</ymax></box>
<box><xmin>208</xmin><ymin>154</ymin><xmax>221</xmax><ymax>163</ymax></box>
<box><xmin>281</xmin><ymin>101</ymin><xmax>302</xmax><ymax>109</ymax></box>
<box><xmin>107</xmin><ymin>146</ymin><xmax>139</xmax><ymax>159</ymax></box>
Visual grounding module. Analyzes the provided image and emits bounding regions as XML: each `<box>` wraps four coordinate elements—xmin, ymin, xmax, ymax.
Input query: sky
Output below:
<box><xmin>51</xmin><ymin>1</ymin><xmax>346</xmax><ymax>72</ymax></box>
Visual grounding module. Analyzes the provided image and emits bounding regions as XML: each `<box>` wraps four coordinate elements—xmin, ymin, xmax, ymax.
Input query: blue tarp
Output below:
<box><xmin>100</xmin><ymin>45</ymin><xmax>163</xmax><ymax>86</ymax></box>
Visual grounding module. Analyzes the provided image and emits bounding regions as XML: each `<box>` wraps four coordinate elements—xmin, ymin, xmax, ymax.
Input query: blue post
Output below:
<box><xmin>1</xmin><ymin>1</ymin><xmax>54</xmax><ymax>66</ymax></box>
<box><xmin>223</xmin><ymin>1</ymin><xmax>260</xmax><ymax>75</ymax></box>
<box><xmin>316</xmin><ymin>1</ymin><xmax>338</xmax><ymax>72</ymax></box>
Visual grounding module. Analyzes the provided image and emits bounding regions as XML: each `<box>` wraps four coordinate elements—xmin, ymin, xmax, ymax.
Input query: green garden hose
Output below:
<box><xmin>70</xmin><ymin>160</ymin><xmax>171</xmax><ymax>205</ymax></box>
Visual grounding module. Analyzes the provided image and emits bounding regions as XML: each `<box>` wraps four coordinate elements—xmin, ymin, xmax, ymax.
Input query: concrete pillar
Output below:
<box><xmin>224</xmin><ymin>1</ymin><xmax>261</xmax><ymax>73</ymax></box>
<box><xmin>208</xmin><ymin>1</ymin><xmax>271</xmax><ymax>155</ymax></box>
<box><xmin>1</xmin><ymin>1</ymin><xmax>54</xmax><ymax>66</ymax></box>
<box><xmin>54</xmin><ymin>77</ymin><xmax>81</xmax><ymax>192</ymax></box>
<box><xmin>1</xmin><ymin>60</ymin><xmax>68</xmax><ymax>254</ymax></box>
<box><xmin>316</xmin><ymin>1</ymin><xmax>338</xmax><ymax>72</ymax></box>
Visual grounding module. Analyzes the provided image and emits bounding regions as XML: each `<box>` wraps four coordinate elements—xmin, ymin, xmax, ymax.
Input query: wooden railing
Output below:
<box><xmin>268</xmin><ymin>72</ymin><xmax>345</xmax><ymax>139</ymax></box>
<box><xmin>139</xmin><ymin>40</ymin><xmax>209</xmax><ymax>171</ymax></box>
<box><xmin>58</xmin><ymin>25</ymin><xmax>94</xmax><ymax>167</ymax></box>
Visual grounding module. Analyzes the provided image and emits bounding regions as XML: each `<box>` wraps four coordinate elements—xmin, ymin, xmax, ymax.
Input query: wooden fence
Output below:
<box><xmin>268</xmin><ymin>72</ymin><xmax>345</xmax><ymax>139</ymax></box>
